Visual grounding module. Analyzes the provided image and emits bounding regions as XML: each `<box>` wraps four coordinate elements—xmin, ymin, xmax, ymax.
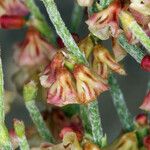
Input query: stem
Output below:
<box><xmin>41</xmin><ymin>0</ymin><xmax>105</xmax><ymax>146</ymax></box>
<box><xmin>0</xmin><ymin>50</ymin><xmax>13</xmax><ymax>150</ymax></box>
<box><xmin>0</xmin><ymin>53</ymin><xmax>4</xmax><ymax>122</ymax></box>
<box><xmin>117</xmin><ymin>34</ymin><xmax>145</xmax><ymax>63</ymax></box>
<box><xmin>25</xmin><ymin>0</ymin><xmax>56</xmax><ymax>44</ymax></box>
<box><xmin>108</xmin><ymin>73</ymin><xmax>134</xmax><ymax>131</ymax></box>
<box><xmin>87</xmin><ymin>101</ymin><xmax>107</xmax><ymax>147</ymax></box>
<box><xmin>119</xmin><ymin>11</ymin><xmax>150</xmax><ymax>53</ymax></box>
<box><xmin>41</xmin><ymin>0</ymin><xmax>87</xmax><ymax>64</ymax></box>
<box><xmin>23</xmin><ymin>81</ymin><xmax>54</xmax><ymax>143</ymax></box>
<box><xmin>0</xmin><ymin>123</ymin><xmax>13</xmax><ymax>150</ymax></box>
<box><xmin>14</xmin><ymin>119</ymin><xmax>30</xmax><ymax>150</ymax></box>
<box><xmin>70</xmin><ymin>2</ymin><xmax>84</xmax><ymax>32</ymax></box>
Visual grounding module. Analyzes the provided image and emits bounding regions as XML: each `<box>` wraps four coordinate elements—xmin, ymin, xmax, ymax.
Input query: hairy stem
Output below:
<box><xmin>23</xmin><ymin>81</ymin><xmax>54</xmax><ymax>142</ymax></box>
<box><xmin>119</xmin><ymin>11</ymin><xmax>150</xmax><ymax>53</ymax></box>
<box><xmin>118</xmin><ymin>34</ymin><xmax>145</xmax><ymax>63</ymax></box>
<box><xmin>108</xmin><ymin>73</ymin><xmax>134</xmax><ymax>131</ymax></box>
<box><xmin>41</xmin><ymin>0</ymin><xmax>87</xmax><ymax>64</ymax></box>
<box><xmin>25</xmin><ymin>0</ymin><xmax>56</xmax><ymax>44</ymax></box>
<box><xmin>41</xmin><ymin>0</ymin><xmax>105</xmax><ymax>146</ymax></box>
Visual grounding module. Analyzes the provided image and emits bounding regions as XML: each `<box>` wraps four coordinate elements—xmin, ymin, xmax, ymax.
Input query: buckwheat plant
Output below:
<box><xmin>0</xmin><ymin>0</ymin><xmax>150</xmax><ymax>150</ymax></box>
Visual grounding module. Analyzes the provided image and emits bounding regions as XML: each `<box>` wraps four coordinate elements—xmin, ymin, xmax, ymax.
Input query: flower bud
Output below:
<box><xmin>135</xmin><ymin>113</ymin><xmax>148</xmax><ymax>126</ymax></box>
<box><xmin>73</xmin><ymin>64</ymin><xmax>108</xmax><ymax>103</ymax></box>
<box><xmin>141</xmin><ymin>55</ymin><xmax>150</xmax><ymax>72</ymax></box>
<box><xmin>140</xmin><ymin>91</ymin><xmax>150</xmax><ymax>111</ymax></box>
<box><xmin>93</xmin><ymin>45</ymin><xmax>126</xmax><ymax>75</ymax></box>
<box><xmin>0</xmin><ymin>15</ymin><xmax>25</xmax><ymax>29</ymax></box>
<box><xmin>144</xmin><ymin>135</ymin><xmax>150</xmax><ymax>149</ymax></box>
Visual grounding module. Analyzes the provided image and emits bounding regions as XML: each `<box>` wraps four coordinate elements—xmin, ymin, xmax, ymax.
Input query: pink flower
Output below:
<box><xmin>77</xmin><ymin>0</ymin><xmax>94</xmax><ymax>7</ymax></box>
<box><xmin>40</xmin><ymin>52</ymin><xmax>65</xmax><ymax>88</ymax></box>
<box><xmin>93</xmin><ymin>45</ymin><xmax>126</xmax><ymax>76</ymax></box>
<box><xmin>140</xmin><ymin>91</ymin><xmax>150</xmax><ymax>111</ymax></box>
<box><xmin>141</xmin><ymin>55</ymin><xmax>150</xmax><ymax>72</ymax></box>
<box><xmin>0</xmin><ymin>0</ymin><xmax>29</xmax><ymax>16</ymax></box>
<box><xmin>73</xmin><ymin>64</ymin><xmax>108</xmax><ymax>103</ymax></box>
<box><xmin>47</xmin><ymin>67</ymin><xmax>78</xmax><ymax>106</ymax></box>
<box><xmin>14</xmin><ymin>27</ymin><xmax>56</xmax><ymax>67</ymax></box>
<box><xmin>86</xmin><ymin>2</ymin><xmax>121</xmax><ymax>40</ymax></box>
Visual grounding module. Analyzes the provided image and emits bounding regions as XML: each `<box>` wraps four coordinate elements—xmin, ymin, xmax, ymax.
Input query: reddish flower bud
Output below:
<box><xmin>141</xmin><ymin>55</ymin><xmax>150</xmax><ymax>72</ymax></box>
<box><xmin>0</xmin><ymin>15</ymin><xmax>25</xmax><ymax>29</ymax></box>
<box><xmin>140</xmin><ymin>91</ymin><xmax>150</xmax><ymax>111</ymax></box>
<box><xmin>47</xmin><ymin>67</ymin><xmax>78</xmax><ymax>106</ymax></box>
<box><xmin>144</xmin><ymin>135</ymin><xmax>150</xmax><ymax>149</ymax></box>
<box><xmin>93</xmin><ymin>45</ymin><xmax>126</xmax><ymax>75</ymax></box>
<box><xmin>73</xmin><ymin>64</ymin><xmax>108</xmax><ymax>103</ymax></box>
<box><xmin>14</xmin><ymin>27</ymin><xmax>56</xmax><ymax>67</ymax></box>
<box><xmin>135</xmin><ymin>114</ymin><xmax>148</xmax><ymax>126</ymax></box>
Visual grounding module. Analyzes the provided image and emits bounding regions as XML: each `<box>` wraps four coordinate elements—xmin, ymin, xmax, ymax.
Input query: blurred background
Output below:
<box><xmin>0</xmin><ymin>0</ymin><xmax>149</xmax><ymax>143</ymax></box>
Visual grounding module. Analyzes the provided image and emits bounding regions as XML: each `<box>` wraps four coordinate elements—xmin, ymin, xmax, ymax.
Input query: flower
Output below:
<box><xmin>31</xmin><ymin>132</ymin><xmax>82</xmax><ymax>150</ymax></box>
<box><xmin>40</xmin><ymin>52</ymin><xmax>65</xmax><ymax>88</ymax></box>
<box><xmin>47</xmin><ymin>67</ymin><xmax>78</xmax><ymax>106</ymax></box>
<box><xmin>140</xmin><ymin>91</ymin><xmax>150</xmax><ymax>111</ymax></box>
<box><xmin>78</xmin><ymin>36</ymin><xmax>94</xmax><ymax>59</ymax></box>
<box><xmin>135</xmin><ymin>114</ymin><xmax>148</xmax><ymax>126</ymax></box>
<box><xmin>86</xmin><ymin>1</ymin><xmax>121</xmax><ymax>40</ymax></box>
<box><xmin>77</xmin><ymin>0</ymin><xmax>94</xmax><ymax>7</ymax></box>
<box><xmin>93</xmin><ymin>45</ymin><xmax>126</xmax><ymax>76</ymax></box>
<box><xmin>141</xmin><ymin>55</ymin><xmax>150</xmax><ymax>72</ymax></box>
<box><xmin>73</xmin><ymin>64</ymin><xmax>108</xmax><ymax>103</ymax></box>
<box><xmin>14</xmin><ymin>27</ymin><xmax>56</xmax><ymax>68</ymax></box>
<box><xmin>0</xmin><ymin>0</ymin><xmax>29</xmax><ymax>16</ymax></box>
<box><xmin>112</xmin><ymin>38</ymin><xmax>127</xmax><ymax>62</ymax></box>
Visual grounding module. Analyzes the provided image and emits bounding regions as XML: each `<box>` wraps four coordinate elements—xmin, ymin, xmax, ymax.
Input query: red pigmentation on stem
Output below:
<box><xmin>141</xmin><ymin>55</ymin><xmax>150</xmax><ymax>72</ymax></box>
<box><xmin>0</xmin><ymin>15</ymin><xmax>26</xmax><ymax>29</ymax></box>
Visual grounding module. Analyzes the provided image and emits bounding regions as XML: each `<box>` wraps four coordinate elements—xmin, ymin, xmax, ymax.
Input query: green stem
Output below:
<box><xmin>23</xmin><ymin>81</ymin><xmax>54</xmax><ymax>143</ymax></box>
<box><xmin>70</xmin><ymin>2</ymin><xmax>84</xmax><ymax>32</ymax></box>
<box><xmin>0</xmin><ymin>50</ymin><xmax>13</xmax><ymax>150</ymax></box>
<box><xmin>0</xmin><ymin>54</ymin><xmax>4</xmax><ymax>123</ymax></box>
<box><xmin>14</xmin><ymin>119</ymin><xmax>30</xmax><ymax>150</ymax></box>
<box><xmin>41</xmin><ymin>0</ymin><xmax>87</xmax><ymax>64</ymax></box>
<box><xmin>108</xmin><ymin>73</ymin><xmax>134</xmax><ymax>131</ymax></box>
<box><xmin>87</xmin><ymin>101</ymin><xmax>107</xmax><ymax>147</ymax></box>
<box><xmin>25</xmin><ymin>0</ymin><xmax>56</xmax><ymax>44</ymax></box>
<box><xmin>117</xmin><ymin>34</ymin><xmax>145</xmax><ymax>63</ymax></box>
<box><xmin>0</xmin><ymin>123</ymin><xmax>13</xmax><ymax>150</ymax></box>
<box><xmin>41</xmin><ymin>0</ymin><xmax>105</xmax><ymax>146</ymax></box>
<box><xmin>119</xmin><ymin>11</ymin><xmax>150</xmax><ymax>53</ymax></box>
